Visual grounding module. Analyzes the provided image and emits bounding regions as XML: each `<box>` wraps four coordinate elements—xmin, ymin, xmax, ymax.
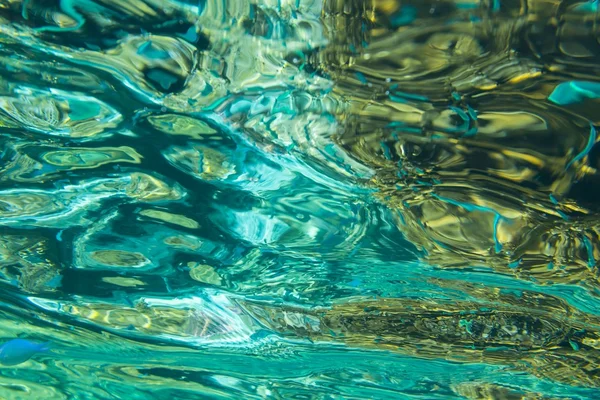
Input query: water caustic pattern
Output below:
<box><xmin>0</xmin><ymin>0</ymin><xmax>599</xmax><ymax>398</ymax></box>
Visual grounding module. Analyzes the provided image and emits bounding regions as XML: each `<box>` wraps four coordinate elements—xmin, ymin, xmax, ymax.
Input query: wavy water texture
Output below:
<box><xmin>0</xmin><ymin>0</ymin><xmax>600</xmax><ymax>399</ymax></box>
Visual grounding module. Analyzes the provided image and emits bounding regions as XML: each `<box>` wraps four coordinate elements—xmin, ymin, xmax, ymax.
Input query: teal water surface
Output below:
<box><xmin>1</xmin><ymin>0</ymin><xmax>600</xmax><ymax>399</ymax></box>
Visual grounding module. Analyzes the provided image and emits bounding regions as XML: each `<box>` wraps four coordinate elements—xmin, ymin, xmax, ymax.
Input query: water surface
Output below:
<box><xmin>0</xmin><ymin>0</ymin><xmax>600</xmax><ymax>398</ymax></box>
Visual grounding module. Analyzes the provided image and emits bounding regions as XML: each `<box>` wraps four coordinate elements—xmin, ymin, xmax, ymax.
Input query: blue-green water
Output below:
<box><xmin>1</xmin><ymin>0</ymin><xmax>600</xmax><ymax>398</ymax></box>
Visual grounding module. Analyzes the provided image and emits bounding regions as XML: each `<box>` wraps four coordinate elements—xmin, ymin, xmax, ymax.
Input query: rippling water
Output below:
<box><xmin>1</xmin><ymin>0</ymin><xmax>600</xmax><ymax>398</ymax></box>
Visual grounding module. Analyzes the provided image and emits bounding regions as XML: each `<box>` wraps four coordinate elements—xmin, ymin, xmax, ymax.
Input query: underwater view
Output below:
<box><xmin>0</xmin><ymin>0</ymin><xmax>600</xmax><ymax>398</ymax></box>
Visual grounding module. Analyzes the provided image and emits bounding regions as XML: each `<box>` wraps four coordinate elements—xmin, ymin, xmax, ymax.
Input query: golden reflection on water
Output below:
<box><xmin>321</xmin><ymin>0</ymin><xmax>600</xmax><ymax>286</ymax></box>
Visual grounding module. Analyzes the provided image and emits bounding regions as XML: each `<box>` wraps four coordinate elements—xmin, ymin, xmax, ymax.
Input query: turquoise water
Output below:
<box><xmin>1</xmin><ymin>0</ymin><xmax>600</xmax><ymax>398</ymax></box>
